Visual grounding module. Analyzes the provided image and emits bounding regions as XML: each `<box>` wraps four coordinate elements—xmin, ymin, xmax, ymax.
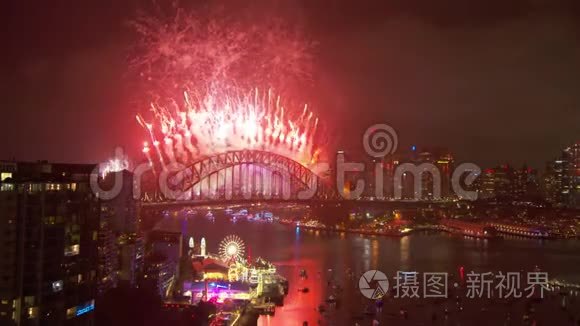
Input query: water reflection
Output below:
<box><xmin>154</xmin><ymin>214</ymin><xmax>580</xmax><ymax>325</ymax></box>
<box><xmin>371</xmin><ymin>238</ymin><xmax>379</xmax><ymax>270</ymax></box>
<box><xmin>400</xmin><ymin>235</ymin><xmax>410</xmax><ymax>270</ymax></box>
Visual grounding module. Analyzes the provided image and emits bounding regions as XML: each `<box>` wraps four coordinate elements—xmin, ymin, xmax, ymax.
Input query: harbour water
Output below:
<box><xmin>155</xmin><ymin>212</ymin><xmax>580</xmax><ymax>325</ymax></box>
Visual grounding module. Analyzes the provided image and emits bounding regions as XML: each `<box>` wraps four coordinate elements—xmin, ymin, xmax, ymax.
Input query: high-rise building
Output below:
<box><xmin>99</xmin><ymin>170</ymin><xmax>144</xmax><ymax>289</ymax></box>
<box><xmin>96</xmin><ymin>208</ymin><xmax>118</xmax><ymax>296</ymax></box>
<box><xmin>542</xmin><ymin>142</ymin><xmax>579</xmax><ymax>207</ymax></box>
<box><xmin>117</xmin><ymin>233</ymin><xmax>144</xmax><ymax>286</ymax></box>
<box><xmin>563</xmin><ymin>142</ymin><xmax>580</xmax><ymax>208</ymax></box>
<box><xmin>541</xmin><ymin>161</ymin><xmax>559</xmax><ymax>204</ymax></box>
<box><xmin>477</xmin><ymin>168</ymin><xmax>497</xmax><ymax>199</ymax></box>
<box><xmin>380</xmin><ymin>155</ymin><xmax>400</xmax><ymax>199</ymax></box>
<box><xmin>145</xmin><ymin>230</ymin><xmax>182</xmax><ymax>299</ymax></box>
<box><xmin>512</xmin><ymin>166</ymin><xmax>539</xmax><ymax>200</ymax></box>
<box><xmin>434</xmin><ymin>151</ymin><xmax>454</xmax><ymax>199</ymax></box>
<box><xmin>410</xmin><ymin>147</ymin><xmax>454</xmax><ymax>200</ymax></box>
<box><xmin>0</xmin><ymin>161</ymin><xmax>99</xmax><ymax>326</ymax></box>
<box><xmin>142</xmin><ymin>253</ymin><xmax>175</xmax><ymax>299</ymax></box>
<box><xmin>476</xmin><ymin>165</ymin><xmax>524</xmax><ymax>200</ymax></box>
<box><xmin>492</xmin><ymin>165</ymin><xmax>514</xmax><ymax>198</ymax></box>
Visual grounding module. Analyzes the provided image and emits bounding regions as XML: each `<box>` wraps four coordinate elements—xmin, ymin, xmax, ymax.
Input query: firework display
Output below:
<box><xmin>129</xmin><ymin>2</ymin><xmax>315</xmax><ymax>97</ymax></box>
<box><xmin>136</xmin><ymin>88</ymin><xmax>320</xmax><ymax>168</ymax></box>
<box><xmin>130</xmin><ymin>2</ymin><xmax>323</xmax><ymax>169</ymax></box>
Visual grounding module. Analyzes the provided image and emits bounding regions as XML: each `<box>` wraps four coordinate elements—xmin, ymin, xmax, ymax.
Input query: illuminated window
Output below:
<box><xmin>0</xmin><ymin>172</ymin><xmax>11</xmax><ymax>181</ymax></box>
<box><xmin>29</xmin><ymin>184</ymin><xmax>43</xmax><ymax>193</ymax></box>
<box><xmin>66</xmin><ymin>307</ymin><xmax>77</xmax><ymax>319</ymax></box>
<box><xmin>0</xmin><ymin>184</ymin><xmax>14</xmax><ymax>192</ymax></box>
<box><xmin>64</xmin><ymin>244</ymin><xmax>80</xmax><ymax>257</ymax></box>
<box><xmin>27</xmin><ymin>307</ymin><xmax>38</xmax><ymax>319</ymax></box>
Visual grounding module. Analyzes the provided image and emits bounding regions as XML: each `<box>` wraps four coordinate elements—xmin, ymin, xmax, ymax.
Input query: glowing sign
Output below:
<box><xmin>76</xmin><ymin>300</ymin><xmax>94</xmax><ymax>316</ymax></box>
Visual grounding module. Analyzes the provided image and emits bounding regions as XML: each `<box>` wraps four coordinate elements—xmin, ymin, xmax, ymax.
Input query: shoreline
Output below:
<box><xmin>278</xmin><ymin>220</ymin><xmax>579</xmax><ymax>241</ymax></box>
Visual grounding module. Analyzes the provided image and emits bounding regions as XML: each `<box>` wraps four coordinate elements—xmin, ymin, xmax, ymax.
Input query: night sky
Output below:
<box><xmin>3</xmin><ymin>0</ymin><xmax>579</xmax><ymax>169</ymax></box>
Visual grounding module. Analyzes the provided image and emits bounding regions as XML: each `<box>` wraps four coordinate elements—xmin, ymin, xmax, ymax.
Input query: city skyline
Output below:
<box><xmin>1</xmin><ymin>1</ymin><xmax>580</xmax><ymax>325</ymax></box>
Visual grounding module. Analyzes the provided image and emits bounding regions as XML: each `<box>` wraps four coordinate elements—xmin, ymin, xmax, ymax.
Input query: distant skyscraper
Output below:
<box><xmin>512</xmin><ymin>165</ymin><xmax>539</xmax><ymax>200</ymax></box>
<box><xmin>477</xmin><ymin>168</ymin><xmax>497</xmax><ymax>199</ymax></box>
<box><xmin>0</xmin><ymin>161</ymin><xmax>99</xmax><ymax>326</ymax></box>
<box><xmin>411</xmin><ymin>147</ymin><xmax>454</xmax><ymax>200</ymax></box>
<box><xmin>476</xmin><ymin>165</ymin><xmax>520</xmax><ymax>200</ymax></box>
<box><xmin>563</xmin><ymin>142</ymin><xmax>580</xmax><ymax>208</ymax></box>
<box><xmin>543</xmin><ymin>142</ymin><xmax>579</xmax><ymax>207</ymax></box>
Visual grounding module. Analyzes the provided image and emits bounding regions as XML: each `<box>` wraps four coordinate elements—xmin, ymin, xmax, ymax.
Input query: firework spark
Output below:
<box><xmin>99</xmin><ymin>157</ymin><xmax>130</xmax><ymax>177</ymax></box>
<box><xmin>137</xmin><ymin>87</ymin><xmax>320</xmax><ymax>168</ymax></box>
<box><xmin>129</xmin><ymin>2</ymin><xmax>315</xmax><ymax>98</ymax></box>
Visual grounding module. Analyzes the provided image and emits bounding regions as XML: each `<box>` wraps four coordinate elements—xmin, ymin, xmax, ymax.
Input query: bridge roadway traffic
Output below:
<box><xmin>141</xmin><ymin>198</ymin><xmax>446</xmax><ymax>210</ymax></box>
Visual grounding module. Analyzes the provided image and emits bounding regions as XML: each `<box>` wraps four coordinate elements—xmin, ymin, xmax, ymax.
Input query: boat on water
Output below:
<box><xmin>298</xmin><ymin>287</ymin><xmax>309</xmax><ymax>293</ymax></box>
<box><xmin>234</xmin><ymin>209</ymin><xmax>248</xmax><ymax>217</ymax></box>
<box><xmin>299</xmin><ymin>269</ymin><xmax>308</xmax><ymax>278</ymax></box>
<box><xmin>441</xmin><ymin>218</ymin><xmax>500</xmax><ymax>239</ymax></box>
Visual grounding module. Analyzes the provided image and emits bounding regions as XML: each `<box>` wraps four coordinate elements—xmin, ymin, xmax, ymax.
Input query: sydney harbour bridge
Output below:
<box><xmin>144</xmin><ymin>149</ymin><xmax>336</xmax><ymax>204</ymax></box>
<box><xmin>140</xmin><ymin>149</ymin><xmax>441</xmax><ymax>212</ymax></box>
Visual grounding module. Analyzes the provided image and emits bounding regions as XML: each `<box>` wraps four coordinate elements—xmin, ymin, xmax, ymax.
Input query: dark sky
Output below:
<box><xmin>2</xmin><ymin>0</ymin><xmax>579</xmax><ymax>169</ymax></box>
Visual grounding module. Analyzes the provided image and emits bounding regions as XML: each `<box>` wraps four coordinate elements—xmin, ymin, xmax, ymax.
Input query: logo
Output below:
<box><xmin>359</xmin><ymin>270</ymin><xmax>389</xmax><ymax>299</ymax></box>
<box><xmin>363</xmin><ymin>123</ymin><xmax>398</xmax><ymax>158</ymax></box>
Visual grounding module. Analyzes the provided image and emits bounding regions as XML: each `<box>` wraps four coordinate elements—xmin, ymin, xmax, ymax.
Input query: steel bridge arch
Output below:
<box><xmin>173</xmin><ymin>149</ymin><xmax>336</xmax><ymax>200</ymax></box>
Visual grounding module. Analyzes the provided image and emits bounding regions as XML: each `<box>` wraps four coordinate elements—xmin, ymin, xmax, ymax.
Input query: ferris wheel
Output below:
<box><xmin>218</xmin><ymin>235</ymin><xmax>246</xmax><ymax>262</ymax></box>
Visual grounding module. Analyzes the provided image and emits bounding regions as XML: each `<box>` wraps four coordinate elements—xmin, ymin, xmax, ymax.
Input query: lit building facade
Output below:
<box><xmin>0</xmin><ymin>161</ymin><xmax>99</xmax><ymax>326</ymax></box>
<box><xmin>98</xmin><ymin>170</ymin><xmax>144</xmax><ymax>290</ymax></box>
<box><xmin>143</xmin><ymin>253</ymin><xmax>175</xmax><ymax>299</ymax></box>
<box><xmin>563</xmin><ymin>143</ymin><xmax>580</xmax><ymax>208</ymax></box>
<box><xmin>476</xmin><ymin>164</ymin><xmax>540</xmax><ymax>201</ymax></box>
<box><xmin>542</xmin><ymin>142</ymin><xmax>579</xmax><ymax>207</ymax></box>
